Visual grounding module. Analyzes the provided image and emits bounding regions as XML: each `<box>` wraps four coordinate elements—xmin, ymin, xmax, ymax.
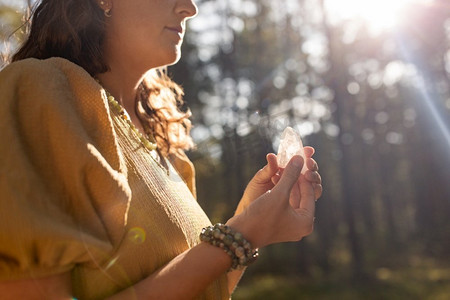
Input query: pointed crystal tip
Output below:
<box><xmin>277</xmin><ymin>127</ymin><xmax>306</xmax><ymax>171</ymax></box>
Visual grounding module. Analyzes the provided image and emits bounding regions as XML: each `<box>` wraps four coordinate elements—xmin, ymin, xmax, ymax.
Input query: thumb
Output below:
<box><xmin>273</xmin><ymin>155</ymin><xmax>303</xmax><ymax>197</ymax></box>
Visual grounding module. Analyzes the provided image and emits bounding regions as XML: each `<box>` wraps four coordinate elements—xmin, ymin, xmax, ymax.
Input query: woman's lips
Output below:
<box><xmin>166</xmin><ymin>26</ymin><xmax>183</xmax><ymax>35</ymax></box>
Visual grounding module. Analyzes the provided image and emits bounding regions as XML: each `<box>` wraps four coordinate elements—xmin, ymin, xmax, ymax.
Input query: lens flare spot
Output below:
<box><xmin>128</xmin><ymin>227</ymin><xmax>146</xmax><ymax>244</ymax></box>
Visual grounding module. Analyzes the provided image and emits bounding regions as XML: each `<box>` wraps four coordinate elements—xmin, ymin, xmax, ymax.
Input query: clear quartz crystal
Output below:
<box><xmin>277</xmin><ymin>127</ymin><xmax>306</xmax><ymax>172</ymax></box>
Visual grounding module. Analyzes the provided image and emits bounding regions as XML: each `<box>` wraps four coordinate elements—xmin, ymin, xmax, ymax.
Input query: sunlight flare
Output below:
<box><xmin>325</xmin><ymin>0</ymin><xmax>430</xmax><ymax>32</ymax></box>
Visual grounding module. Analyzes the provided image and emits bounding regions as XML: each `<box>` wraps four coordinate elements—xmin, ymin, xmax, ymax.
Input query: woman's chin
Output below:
<box><xmin>165</xmin><ymin>50</ymin><xmax>182</xmax><ymax>67</ymax></box>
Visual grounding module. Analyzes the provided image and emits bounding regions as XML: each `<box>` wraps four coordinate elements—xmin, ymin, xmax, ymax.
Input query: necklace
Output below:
<box><xmin>99</xmin><ymin>83</ymin><xmax>170</xmax><ymax>176</ymax></box>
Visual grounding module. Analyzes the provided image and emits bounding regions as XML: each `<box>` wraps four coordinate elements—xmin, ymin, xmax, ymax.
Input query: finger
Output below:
<box><xmin>305</xmin><ymin>170</ymin><xmax>321</xmax><ymax>184</ymax></box>
<box><xmin>306</xmin><ymin>158</ymin><xmax>318</xmax><ymax>171</ymax></box>
<box><xmin>272</xmin><ymin>169</ymin><xmax>283</xmax><ymax>185</ymax></box>
<box><xmin>313</xmin><ymin>184</ymin><xmax>323</xmax><ymax>200</ymax></box>
<box><xmin>271</xmin><ymin>173</ymin><xmax>281</xmax><ymax>185</ymax></box>
<box><xmin>272</xmin><ymin>155</ymin><xmax>303</xmax><ymax>200</ymax></box>
<box><xmin>255</xmin><ymin>153</ymin><xmax>279</xmax><ymax>182</ymax></box>
<box><xmin>266</xmin><ymin>153</ymin><xmax>279</xmax><ymax>173</ymax></box>
<box><xmin>299</xmin><ymin>177</ymin><xmax>316</xmax><ymax>215</ymax></box>
<box><xmin>303</xmin><ymin>146</ymin><xmax>315</xmax><ymax>158</ymax></box>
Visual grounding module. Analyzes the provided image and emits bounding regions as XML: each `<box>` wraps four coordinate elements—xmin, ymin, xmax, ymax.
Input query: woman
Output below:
<box><xmin>0</xmin><ymin>0</ymin><xmax>322</xmax><ymax>299</ymax></box>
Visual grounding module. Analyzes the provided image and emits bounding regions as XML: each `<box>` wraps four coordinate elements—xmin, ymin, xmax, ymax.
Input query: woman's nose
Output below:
<box><xmin>176</xmin><ymin>0</ymin><xmax>198</xmax><ymax>19</ymax></box>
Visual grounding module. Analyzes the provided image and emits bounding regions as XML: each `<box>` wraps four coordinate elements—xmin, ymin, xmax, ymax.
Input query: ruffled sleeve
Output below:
<box><xmin>0</xmin><ymin>58</ymin><xmax>131</xmax><ymax>280</ymax></box>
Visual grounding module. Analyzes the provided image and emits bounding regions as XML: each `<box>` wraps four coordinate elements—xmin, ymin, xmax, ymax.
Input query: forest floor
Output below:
<box><xmin>233</xmin><ymin>265</ymin><xmax>450</xmax><ymax>300</ymax></box>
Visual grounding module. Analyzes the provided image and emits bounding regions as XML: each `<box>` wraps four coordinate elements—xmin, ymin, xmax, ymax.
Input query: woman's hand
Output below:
<box><xmin>227</xmin><ymin>155</ymin><xmax>317</xmax><ymax>248</ymax></box>
<box><xmin>235</xmin><ymin>153</ymin><xmax>279</xmax><ymax>215</ymax></box>
<box><xmin>272</xmin><ymin>147</ymin><xmax>323</xmax><ymax>203</ymax></box>
<box><xmin>236</xmin><ymin>147</ymin><xmax>322</xmax><ymax>215</ymax></box>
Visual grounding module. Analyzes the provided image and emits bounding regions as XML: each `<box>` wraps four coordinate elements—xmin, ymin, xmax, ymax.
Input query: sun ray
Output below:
<box><xmin>325</xmin><ymin>0</ymin><xmax>432</xmax><ymax>32</ymax></box>
<box><xmin>397</xmin><ymin>40</ymin><xmax>450</xmax><ymax>150</ymax></box>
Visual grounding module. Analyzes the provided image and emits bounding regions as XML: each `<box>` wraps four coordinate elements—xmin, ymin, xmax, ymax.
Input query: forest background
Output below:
<box><xmin>1</xmin><ymin>0</ymin><xmax>450</xmax><ymax>299</ymax></box>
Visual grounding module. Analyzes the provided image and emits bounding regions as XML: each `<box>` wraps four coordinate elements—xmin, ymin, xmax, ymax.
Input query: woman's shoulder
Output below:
<box><xmin>0</xmin><ymin>57</ymin><xmax>116</xmax><ymax>163</ymax></box>
<box><xmin>1</xmin><ymin>57</ymin><xmax>94</xmax><ymax>88</ymax></box>
<box><xmin>1</xmin><ymin>57</ymin><xmax>89</xmax><ymax>74</ymax></box>
<box><xmin>1</xmin><ymin>57</ymin><xmax>106</xmax><ymax>114</ymax></box>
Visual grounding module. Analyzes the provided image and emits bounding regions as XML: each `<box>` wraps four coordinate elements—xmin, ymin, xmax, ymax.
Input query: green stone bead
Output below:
<box><xmin>234</xmin><ymin>232</ymin><xmax>243</xmax><ymax>243</ymax></box>
<box><xmin>213</xmin><ymin>229</ymin><xmax>221</xmax><ymax>239</ymax></box>
<box><xmin>143</xmin><ymin>140</ymin><xmax>152</xmax><ymax>150</ymax></box>
<box><xmin>223</xmin><ymin>235</ymin><xmax>233</xmax><ymax>246</ymax></box>
<box><xmin>235</xmin><ymin>247</ymin><xmax>245</xmax><ymax>258</ymax></box>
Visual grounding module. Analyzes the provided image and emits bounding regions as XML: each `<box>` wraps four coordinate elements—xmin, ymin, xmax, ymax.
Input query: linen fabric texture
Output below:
<box><xmin>0</xmin><ymin>58</ymin><xmax>229</xmax><ymax>299</ymax></box>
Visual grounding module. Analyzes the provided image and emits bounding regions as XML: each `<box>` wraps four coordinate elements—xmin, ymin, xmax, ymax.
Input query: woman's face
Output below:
<box><xmin>103</xmin><ymin>0</ymin><xmax>197</xmax><ymax>72</ymax></box>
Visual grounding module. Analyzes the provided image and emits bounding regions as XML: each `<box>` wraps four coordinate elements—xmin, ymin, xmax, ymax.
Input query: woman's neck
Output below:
<box><xmin>97</xmin><ymin>65</ymin><xmax>143</xmax><ymax>110</ymax></box>
<box><xmin>96</xmin><ymin>61</ymin><xmax>148</xmax><ymax>134</ymax></box>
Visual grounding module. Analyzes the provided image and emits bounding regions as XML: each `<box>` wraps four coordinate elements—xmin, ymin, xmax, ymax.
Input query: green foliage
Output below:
<box><xmin>234</xmin><ymin>256</ymin><xmax>450</xmax><ymax>299</ymax></box>
<box><xmin>233</xmin><ymin>267</ymin><xmax>450</xmax><ymax>300</ymax></box>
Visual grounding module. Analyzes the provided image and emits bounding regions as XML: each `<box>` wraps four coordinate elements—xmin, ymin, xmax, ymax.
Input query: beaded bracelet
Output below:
<box><xmin>200</xmin><ymin>223</ymin><xmax>259</xmax><ymax>271</ymax></box>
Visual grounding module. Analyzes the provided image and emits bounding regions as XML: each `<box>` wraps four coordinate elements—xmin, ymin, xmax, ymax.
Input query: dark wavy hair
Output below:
<box><xmin>12</xmin><ymin>0</ymin><xmax>193</xmax><ymax>155</ymax></box>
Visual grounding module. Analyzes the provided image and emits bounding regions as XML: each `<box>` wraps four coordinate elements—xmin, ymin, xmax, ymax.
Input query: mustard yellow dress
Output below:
<box><xmin>0</xmin><ymin>57</ymin><xmax>228</xmax><ymax>299</ymax></box>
